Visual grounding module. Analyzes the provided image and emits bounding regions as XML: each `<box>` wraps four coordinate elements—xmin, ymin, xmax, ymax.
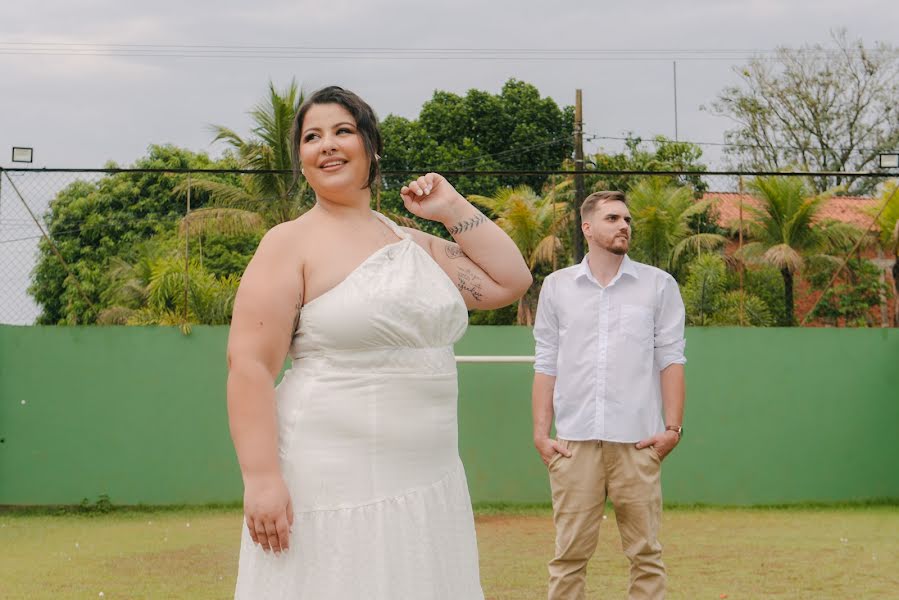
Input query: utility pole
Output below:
<box><xmin>573</xmin><ymin>89</ymin><xmax>586</xmax><ymax>262</ymax></box>
<box><xmin>673</xmin><ymin>61</ymin><xmax>679</xmax><ymax>141</ymax></box>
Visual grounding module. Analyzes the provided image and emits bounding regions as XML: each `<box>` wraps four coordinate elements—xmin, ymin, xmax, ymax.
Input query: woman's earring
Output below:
<box><xmin>375</xmin><ymin>154</ymin><xmax>381</xmax><ymax>161</ymax></box>
<box><xmin>301</xmin><ymin>168</ymin><xmax>305</xmax><ymax>176</ymax></box>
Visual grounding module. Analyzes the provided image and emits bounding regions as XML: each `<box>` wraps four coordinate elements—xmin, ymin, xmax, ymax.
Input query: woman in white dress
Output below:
<box><xmin>227</xmin><ymin>86</ymin><xmax>532</xmax><ymax>599</ymax></box>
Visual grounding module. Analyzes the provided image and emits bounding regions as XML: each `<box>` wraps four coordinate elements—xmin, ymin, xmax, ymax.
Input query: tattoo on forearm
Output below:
<box><xmin>457</xmin><ymin>268</ymin><xmax>485</xmax><ymax>301</ymax></box>
<box><xmin>444</xmin><ymin>243</ymin><xmax>465</xmax><ymax>260</ymax></box>
<box><xmin>447</xmin><ymin>212</ymin><xmax>487</xmax><ymax>236</ymax></box>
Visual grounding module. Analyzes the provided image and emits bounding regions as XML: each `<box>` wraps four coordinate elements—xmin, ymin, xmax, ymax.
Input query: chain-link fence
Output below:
<box><xmin>1</xmin><ymin>167</ymin><xmax>896</xmax><ymax>327</ymax></box>
<box><xmin>1</xmin><ymin>170</ymin><xmax>107</xmax><ymax>325</ymax></box>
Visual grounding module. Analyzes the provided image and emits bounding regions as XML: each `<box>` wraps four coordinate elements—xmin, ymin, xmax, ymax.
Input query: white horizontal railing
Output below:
<box><xmin>455</xmin><ymin>355</ymin><xmax>535</xmax><ymax>363</ymax></box>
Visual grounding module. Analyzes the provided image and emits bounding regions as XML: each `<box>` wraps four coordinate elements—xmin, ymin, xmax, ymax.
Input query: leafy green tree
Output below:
<box><xmin>682</xmin><ymin>255</ymin><xmax>726</xmax><ymax>325</ymax></box>
<box><xmin>95</xmin><ymin>218</ymin><xmax>260</xmax><ymax>326</ymax></box>
<box><xmin>29</xmin><ymin>145</ymin><xmax>235</xmax><ymax>324</ymax></box>
<box><xmin>708</xmin><ymin>30</ymin><xmax>899</xmax><ymax>194</ymax></box>
<box><xmin>585</xmin><ymin>135</ymin><xmax>708</xmax><ymax>196</ymax></box>
<box><xmin>99</xmin><ymin>251</ymin><xmax>238</xmax><ymax>326</ymax></box>
<box><xmin>470</xmin><ymin>184</ymin><xmax>571</xmax><ymax>325</ymax></box>
<box><xmin>715</xmin><ymin>291</ymin><xmax>775</xmax><ymax>327</ymax></box>
<box><xmin>466</xmin><ymin>303</ymin><xmax>519</xmax><ymax>326</ymax></box>
<box><xmin>180</xmin><ymin>80</ymin><xmax>309</xmax><ymax>229</ymax></box>
<box><xmin>739</xmin><ymin>176</ymin><xmax>862</xmax><ymax>325</ymax></box>
<box><xmin>379</xmin><ymin>79</ymin><xmax>574</xmax><ymax>235</ymax></box>
<box><xmin>379</xmin><ymin>117</ymin><xmax>501</xmax><ymax>236</ymax></box>
<box><xmin>725</xmin><ymin>265</ymin><xmax>785</xmax><ymax>325</ymax></box>
<box><xmin>806</xmin><ymin>257</ymin><xmax>887</xmax><ymax>326</ymax></box>
<box><xmin>682</xmin><ymin>255</ymin><xmax>773</xmax><ymax>326</ymax></box>
<box><xmin>191</xmin><ymin>228</ymin><xmax>264</xmax><ymax>279</ymax></box>
<box><xmin>867</xmin><ymin>180</ymin><xmax>899</xmax><ymax>325</ymax></box>
<box><xmin>544</xmin><ymin>136</ymin><xmax>715</xmax><ymax>262</ymax></box>
<box><xmin>625</xmin><ymin>178</ymin><xmax>727</xmax><ymax>277</ymax></box>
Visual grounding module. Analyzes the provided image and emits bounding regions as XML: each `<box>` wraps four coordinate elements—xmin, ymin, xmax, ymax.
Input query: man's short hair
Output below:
<box><xmin>580</xmin><ymin>191</ymin><xmax>627</xmax><ymax>221</ymax></box>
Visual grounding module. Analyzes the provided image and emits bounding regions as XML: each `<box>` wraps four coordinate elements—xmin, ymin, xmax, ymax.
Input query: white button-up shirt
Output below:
<box><xmin>533</xmin><ymin>254</ymin><xmax>686</xmax><ymax>443</ymax></box>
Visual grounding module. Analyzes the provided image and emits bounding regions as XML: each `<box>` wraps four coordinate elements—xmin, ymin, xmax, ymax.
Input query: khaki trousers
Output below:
<box><xmin>547</xmin><ymin>439</ymin><xmax>665</xmax><ymax>600</ymax></box>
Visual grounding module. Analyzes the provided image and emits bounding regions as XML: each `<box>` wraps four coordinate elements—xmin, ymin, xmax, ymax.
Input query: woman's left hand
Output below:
<box><xmin>400</xmin><ymin>173</ymin><xmax>466</xmax><ymax>224</ymax></box>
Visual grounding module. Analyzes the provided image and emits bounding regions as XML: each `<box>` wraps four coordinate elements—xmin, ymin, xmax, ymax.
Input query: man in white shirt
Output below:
<box><xmin>532</xmin><ymin>190</ymin><xmax>686</xmax><ymax>600</ymax></box>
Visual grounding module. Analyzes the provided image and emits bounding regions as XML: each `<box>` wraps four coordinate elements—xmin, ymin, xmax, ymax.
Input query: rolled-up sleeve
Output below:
<box><xmin>533</xmin><ymin>275</ymin><xmax>559</xmax><ymax>376</ymax></box>
<box><xmin>654</xmin><ymin>274</ymin><xmax>686</xmax><ymax>370</ymax></box>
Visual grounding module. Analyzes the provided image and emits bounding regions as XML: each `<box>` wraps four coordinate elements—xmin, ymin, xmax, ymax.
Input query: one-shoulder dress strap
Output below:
<box><xmin>373</xmin><ymin>211</ymin><xmax>411</xmax><ymax>241</ymax></box>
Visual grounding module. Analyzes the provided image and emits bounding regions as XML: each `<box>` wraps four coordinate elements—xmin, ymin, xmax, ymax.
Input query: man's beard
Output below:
<box><xmin>600</xmin><ymin>235</ymin><xmax>629</xmax><ymax>256</ymax></box>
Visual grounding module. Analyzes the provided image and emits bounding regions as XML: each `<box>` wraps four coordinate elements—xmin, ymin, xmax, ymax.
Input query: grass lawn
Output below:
<box><xmin>1</xmin><ymin>505</ymin><xmax>896</xmax><ymax>599</ymax></box>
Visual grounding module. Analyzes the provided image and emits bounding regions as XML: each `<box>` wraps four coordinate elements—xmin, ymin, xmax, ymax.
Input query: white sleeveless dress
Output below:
<box><xmin>234</xmin><ymin>213</ymin><xmax>484</xmax><ymax>599</ymax></box>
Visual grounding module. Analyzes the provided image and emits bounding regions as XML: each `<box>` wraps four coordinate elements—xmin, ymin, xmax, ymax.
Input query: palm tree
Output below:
<box><xmin>626</xmin><ymin>177</ymin><xmax>727</xmax><ymax>275</ymax></box>
<box><xmin>177</xmin><ymin>80</ymin><xmax>308</xmax><ymax>230</ymax></box>
<box><xmin>867</xmin><ymin>180</ymin><xmax>899</xmax><ymax>325</ymax></box>
<box><xmin>469</xmin><ymin>184</ymin><xmax>571</xmax><ymax>325</ymax></box>
<box><xmin>98</xmin><ymin>252</ymin><xmax>239</xmax><ymax>326</ymax></box>
<box><xmin>682</xmin><ymin>254</ymin><xmax>773</xmax><ymax>326</ymax></box>
<box><xmin>741</xmin><ymin>176</ymin><xmax>861</xmax><ymax>326</ymax></box>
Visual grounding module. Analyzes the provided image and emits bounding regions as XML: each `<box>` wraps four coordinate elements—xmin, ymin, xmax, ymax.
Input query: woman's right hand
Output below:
<box><xmin>243</xmin><ymin>475</ymin><xmax>294</xmax><ymax>554</ymax></box>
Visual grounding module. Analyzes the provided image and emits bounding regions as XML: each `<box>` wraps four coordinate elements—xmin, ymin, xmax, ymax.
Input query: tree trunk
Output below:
<box><xmin>781</xmin><ymin>267</ymin><xmax>795</xmax><ymax>326</ymax></box>
<box><xmin>516</xmin><ymin>294</ymin><xmax>534</xmax><ymax>326</ymax></box>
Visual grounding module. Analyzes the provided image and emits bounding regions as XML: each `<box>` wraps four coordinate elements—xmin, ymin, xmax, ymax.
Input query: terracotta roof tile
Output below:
<box><xmin>703</xmin><ymin>192</ymin><xmax>879</xmax><ymax>232</ymax></box>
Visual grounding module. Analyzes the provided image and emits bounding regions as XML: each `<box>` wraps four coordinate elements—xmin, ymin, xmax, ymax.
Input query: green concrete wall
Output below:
<box><xmin>1</xmin><ymin>325</ymin><xmax>897</xmax><ymax>506</ymax></box>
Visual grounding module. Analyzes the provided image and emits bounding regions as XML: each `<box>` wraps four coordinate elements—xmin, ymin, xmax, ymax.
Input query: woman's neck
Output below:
<box><xmin>313</xmin><ymin>191</ymin><xmax>374</xmax><ymax>220</ymax></box>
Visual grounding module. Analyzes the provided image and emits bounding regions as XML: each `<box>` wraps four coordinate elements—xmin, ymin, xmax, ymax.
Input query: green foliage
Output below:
<box><xmin>378</xmin><ymin>119</ymin><xmax>499</xmax><ymax>236</ymax></box>
<box><xmin>196</xmin><ymin>231</ymin><xmax>262</xmax><ymax>279</ymax></box>
<box><xmin>78</xmin><ymin>494</ymin><xmax>114</xmax><ymax>514</ymax></box>
<box><xmin>468</xmin><ymin>303</ymin><xmax>518</xmax><ymax>326</ymax></box>
<box><xmin>470</xmin><ymin>185</ymin><xmax>570</xmax><ymax>324</ymax></box>
<box><xmin>30</xmin><ymin>82</ymin><xmax>303</xmax><ymax>326</ymax></box>
<box><xmin>714</xmin><ymin>291</ymin><xmax>775</xmax><ymax>327</ymax></box>
<box><xmin>470</xmin><ymin>185</ymin><xmax>571</xmax><ymax>269</ymax></box>
<box><xmin>683</xmin><ymin>255</ymin><xmax>727</xmax><ymax>325</ymax></box>
<box><xmin>739</xmin><ymin>176</ymin><xmax>864</xmax><ymax>325</ymax></box>
<box><xmin>867</xmin><ymin>181</ymin><xmax>899</xmax><ymax>325</ymax></box>
<box><xmin>543</xmin><ymin>137</ymin><xmax>713</xmax><ymax>266</ymax></box>
<box><xmin>585</xmin><ymin>135</ymin><xmax>708</xmax><ymax>196</ymax></box>
<box><xmin>189</xmin><ymin>79</ymin><xmax>310</xmax><ymax>227</ymax></box>
<box><xmin>726</xmin><ymin>265</ymin><xmax>786</xmax><ymax>326</ymax></box>
<box><xmin>682</xmin><ymin>255</ymin><xmax>773</xmax><ymax>326</ymax></box>
<box><xmin>869</xmin><ymin>181</ymin><xmax>899</xmax><ymax>258</ymax></box>
<box><xmin>625</xmin><ymin>178</ymin><xmax>727</xmax><ymax>277</ymax></box>
<box><xmin>99</xmin><ymin>248</ymin><xmax>239</xmax><ymax>326</ymax></box>
<box><xmin>29</xmin><ymin>145</ymin><xmax>236</xmax><ymax>324</ymax></box>
<box><xmin>806</xmin><ymin>258</ymin><xmax>888</xmax><ymax>327</ymax></box>
<box><xmin>743</xmin><ymin>177</ymin><xmax>826</xmax><ymax>269</ymax></box>
<box><xmin>379</xmin><ymin>79</ymin><xmax>574</xmax><ymax>236</ymax></box>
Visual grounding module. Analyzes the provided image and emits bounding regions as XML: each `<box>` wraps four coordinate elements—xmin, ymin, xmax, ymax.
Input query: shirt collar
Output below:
<box><xmin>575</xmin><ymin>253</ymin><xmax>640</xmax><ymax>287</ymax></box>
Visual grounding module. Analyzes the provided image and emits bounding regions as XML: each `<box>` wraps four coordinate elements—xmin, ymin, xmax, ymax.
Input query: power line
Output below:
<box><xmin>0</xmin><ymin>51</ymin><xmax>781</xmax><ymax>62</ymax></box>
<box><xmin>3</xmin><ymin>42</ymin><xmax>893</xmax><ymax>54</ymax></box>
<box><xmin>5</xmin><ymin>42</ymin><xmax>890</xmax><ymax>52</ymax></box>
<box><xmin>1</xmin><ymin>42</ymin><xmax>893</xmax><ymax>62</ymax></box>
<box><xmin>0</xmin><ymin>233</ymin><xmax>57</xmax><ymax>244</ymax></box>
<box><xmin>435</xmin><ymin>135</ymin><xmax>575</xmax><ymax>169</ymax></box>
<box><xmin>584</xmin><ymin>133</ymin><xmax>888</xmax><ymax>156</ymax></box>
<box><xmin>1</xmin><ymin>167</ymin><xmax>892</xmax><ymax>177</ymax></box>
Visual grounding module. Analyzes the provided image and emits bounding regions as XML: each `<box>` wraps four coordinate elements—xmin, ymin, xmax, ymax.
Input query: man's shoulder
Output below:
<box><xmin>627</xmin><ymin>258</ymin><xmax>678</xmax><ymax>286</ymax></box>
<box><xmin>545</xmin><ymin>263</ymin><xmax>583</xmax><ymax>283</ymax></box>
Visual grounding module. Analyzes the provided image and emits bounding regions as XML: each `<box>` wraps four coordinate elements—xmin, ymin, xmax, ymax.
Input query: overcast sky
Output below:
<box><xmin>2</xmin><ymin>0</ymin><xmax>896</xmax><ymax>170</ymax></box>
<box><xmin>1</xmin><ymin>1</ymin><xmax>896</xmax><ymax>324</ymax></box>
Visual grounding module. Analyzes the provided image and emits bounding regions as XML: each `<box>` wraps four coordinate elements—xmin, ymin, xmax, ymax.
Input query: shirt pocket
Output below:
<box><xmin>619</xmin><ymin>304</ymin><xmax>654</xmax><ymax>345</ymax></box>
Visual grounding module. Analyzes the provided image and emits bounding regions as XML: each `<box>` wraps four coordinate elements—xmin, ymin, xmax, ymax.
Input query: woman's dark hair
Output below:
<box><xmin>289</xmin><ymin>86</ymin><xmax>383</xmax><ymax>191</ymax></box>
